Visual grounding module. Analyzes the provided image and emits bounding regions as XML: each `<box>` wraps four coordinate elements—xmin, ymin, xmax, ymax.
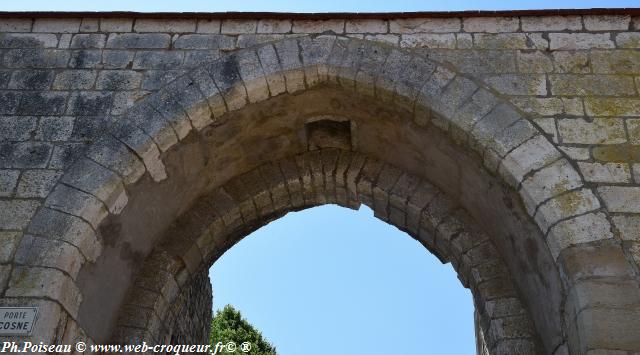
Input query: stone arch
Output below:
<box><xmin>114</xmin><ymin>149</ymin><xmax>541</xmax><ymax>354</ymax></box>
<box><xmin>3</xmin><ymin>34</ymin><xmax>635</xmax><ymax>354</ymax></box>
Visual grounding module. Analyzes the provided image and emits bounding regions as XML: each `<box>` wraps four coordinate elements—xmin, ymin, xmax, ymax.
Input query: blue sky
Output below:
<box><xmin>6</xmin><ymin>1</ymin><xmax>633</xmax><ymax>354</ymax></box>
<box><xmin>210</xmin><ymin>205</ymin><xmax>474</xmax><ymax>355</ymax></box>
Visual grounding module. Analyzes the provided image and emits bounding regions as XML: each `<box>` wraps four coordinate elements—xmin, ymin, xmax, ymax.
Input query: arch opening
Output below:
<box><xmin>70</xmin><ymin>83</ymin><xmax>557</xmax><ymax>353</ymax></box>
<box><xmin>208</xmin><ymin>204</ymin><xmax>478</xmax><ymax>355</ymax></box>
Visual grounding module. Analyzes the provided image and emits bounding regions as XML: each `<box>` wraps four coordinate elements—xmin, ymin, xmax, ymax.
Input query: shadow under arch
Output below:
<box><xmin>9</xmin><ymin>34</ymin><xmax>618</xmax><ymax>355</ymax></box>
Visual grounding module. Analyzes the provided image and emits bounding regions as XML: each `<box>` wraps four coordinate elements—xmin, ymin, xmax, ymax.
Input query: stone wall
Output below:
<box><xmin>0</xmin><ymin>10</ymin><xmax>639</xmax><ymax>355</ymax></box>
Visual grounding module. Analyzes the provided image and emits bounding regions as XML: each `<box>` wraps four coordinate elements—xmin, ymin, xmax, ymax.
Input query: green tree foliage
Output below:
<box><xmin>210</xmin><ymin>305</ymin><xmax>277</xmax><ymax>355</ymax></box>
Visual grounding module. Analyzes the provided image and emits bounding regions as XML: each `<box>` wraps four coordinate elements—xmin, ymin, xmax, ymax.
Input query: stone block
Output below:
<box><xmin>173</xmin><ymin>34</ymin><xmax>235</xmax><ymax>49</ymax></box>
<box><xmin>0</xmin><ymin>169</ymin><xmax>19</xmax><ymax>197</ymax></box>
<box><xmin>236</xmin><ymin>34</ymin><xmax>286</xmax><ymax>48</ymax></box>
<box><xmin>0</xmin><ymin>231</ymin><xmax>22</xmax><ymax>262</ymax></box>
<box><xmin>585</xmin><ymin>98</ymin><xmax>640</xmax><ymax>117</ymax></box>
<box><xmin>549</xmin><ymin>33</ymin><xmax>615</xmax><ymax>50</ymax></box>
<box><xmin>616</xmin><ymin>32</ymin><xmax>640</xmax><ymax>48</ymax></box>
<box><xmin>463</xmin><ymin>16</ymin><xmax>519</xmax><ymax>33</ymax></box>
<box><xmin>520</xmin><ymin>159</ymin><xmax>583</xmax><ymax>215</ymax></box>
<box><xmin>557</xmin><ymin>117</ymin><xmax>626</xmax><ymax>145</ymax></box>
<box><xmin>3</xmin><ymin>49</ymin><xmax>70</xmax><ymax>68</ymax></box>
<box><xmin>112</xmin><ymin>122</ymin><xmax>167</xmax><ymax>182</ymax></box>
<box><xmin>591</xmin><ymin>50</ymin><xmax>640</xmax><ymax>74</ymax></box>
<box><xmin>15</xmin><ymin>169</ymin><xmax>62</xmax><ymax>198</ymax></box>
<box><xmin>363</xmin><ymin>34</ymin><xmax>398</xmax><ymax>46</ymax></box>
<box><xmin>578</xmin><ymin>162</ymin><xmax>631</xmax><ymax>183</ymax></box>
<box><xmin>345</xmin><ymin>19</ymin><xmax>387</xmax><ymax>33</ymax></box>
<box><xmin>68</xmin><ymin>49</ymin><xmax>102</xmax><ymax>68</ymax></box>
<box><xmin>389</xmin><ymin>18</ymin><xmax>461</xmax><ymax>33</ymax></box>
<box><xmin>400</xmin><ymin>34</ymin><xmax>456</xmax><ymax>48</ymax></box>
<box><xmin>85</xmin><ymin>135</ymin><xmax>146</xmax><ymax>185</ymax></box>
<box><xmin>196</xmin><ymin>19</ymin><xmax>221</xmax><ymax>34</ymax></box>
<box><xmin>134</xmin><ymin>19</ymin><xmax>196</xmax><ymax>33</ymax></box>
<box><xmin>70</xmin><ymin>34</ymin><xmax>106</xmax><ymax>48</ymax></box>
<box><xmin>0</xmin><ymin>116</ymin><xmax>38</xmax><ymax>141</ymax></box>
<box><xmin>470</xmin><ymin>103</ymin><xmax>520</xmax><ymax>152</ymax></box>
<box><xmin>66</xmin><ymin>91</ymin><xmax>113</xmax><ymax>116</ymax></box>
<box><xmin>47</xmin><ymin>143</ymin><xmax>84</xmax><ymax>170</ymax></box>
<box><xmin>106</xmin><ymin>33</ymin><xmax>171</xmax><ymax>48</ymax></box>
<box><xmin>33</xmin><ymin>18</ymin><xmax>81</xmax><ymax>33</ymax></box>
<box><xmin>141</xmin><ymin>69</ymin><xmax>187</xmax><ymax>90</ymax></box>
<box><xmin>574</xmin><ymin>308</ymin><xmax>640</xmax><ymax>352</ymax></box>
<box><xmin>100</xmin><ymin>18</ymin><xmax>133</xmax><ymax>32</ymax></box>
<box><xmin>19</xmin><ymin>91</ymin><xmax>68</xmax><ymax>116</ymax></box>
<box><xmin>0</xmin><ymin>19</ymin><xmax>33</xmax><ymax>32</ymax></box>
<box><xmin>550</xmin><ymin>74</ymin><xmax>636</xmax><ymax>96</ymax></box>
<box><xmin>612</xmin><ymin>215</ymin><xmax>640</xmax><ymax>241</ymax></box>
<box><xmin>0</xmin><ymin>142</ymin><xmax>54</xmax><ymax>169</ymax></box>
<box><xmin>0</xmin><ymin>33</ymin><xmax>58</xmax><ymax>48</ymax></box>
<box><xmin>60</xmin><ymin>157</ymin><xmax>128</xmax><ymax>214</ymax></box>
<box><xmin>102</xmin><ymin>49</ymin><xmax>135</xmax><ymax>69</ymax></box>
<box><xmin>292</xmin><ymin>20</ymin><xmax>344</xmax><ymax>33</ymax></box>
<box><xmin>547</xmin><ymin>212</ymin><xmax>613</xmax><ymax>259</ymax></box>
<box><xmin>552</xmin><ymin>51</ymin><xmax>590</xmax><ymax>73</ymax></box>
<box><xmin>13</xmin><ymin>234</ymin><xmax>85</xmax><ymax>277</ymax></box>
<box><xmin>96</xmin><ymin>70</ymin><xmax>142</xmax><ymax>90</ymax></box>
<box><xmin>221</xmin><ymin>19</ymin><xmax>257</xmax><ymax>34</ymax></box>
<box><xmin>584</xmin><ymin>15</ymin><xmax>631</xmax><ymax>31</ymax></box>
<box><xmin>54</xmin><ymin>70</ymin><xmax>95</xmax><ymax>90</ymax></box>
<box><xmin>0</xmin><ymin>199</ymin><xmax>40</xmax><ymax>230</ymax></box>
<box><xmin>80</xmin><ymin>18</ymin><xmax>99</xmax><ymax>32</ymax></box>
<box><xmin>534</xmin><ymin>188</ymin><xmax>600</xmax><ymax>233</ymax></box>
<box><xmin>6</xmin><ymin>266</ymin><xmax>81</xmax><ymax>317</ymax></box>
<box><xmin>427</xmin><ymin>49</ymin><xmax>516</xmax><ymax>74</ymax></box>
<box><xmin>257</xmin><ymin>19</ymin><xmax>292</xmax><ymax>33</ymax></box>
<box><xmin>520</xmin><ymin>15</ymin><xmax>582</xmax><ymax>31</ymax></box>
<box><xmin>35</xmin><ymin>116</ymin><xmax>75</xmax><ymax>141</ymax></box>
<box><xmin>570</xmin><ymin>279</ymin><xmax>640</xmax><ymax>317</ymax></box>
<box><xmin>483</xmin><ymin>74</ymin><xmax>546</xmax><ymax>95</ymax></box>
<box><xmin>45</xmin><ymin>183</ymin><xmax>108</xmax><ymax>229</ymax></box>
<box><xmin>597</xmin><ymin>186</ymin><xmax>640</xmax><ymax>213</ymax></box>
<box><xmin>517</xmin><ymin>51</ymin><xmax>553</xmax><ymax>73</ymax></box>
<box><xmin>183</xmin><ymin>49</ymin><xmax>222</xmax><ymax>67</ymax></box>
<box><xmin>560</xmin><ymin>242</ymin><xmax>634</xmax><ymax>283</ymax></box>
<box><xmin>132</xmin><ymin>50</ymin><xmax>184</xmax><ymax>69</ymax></box>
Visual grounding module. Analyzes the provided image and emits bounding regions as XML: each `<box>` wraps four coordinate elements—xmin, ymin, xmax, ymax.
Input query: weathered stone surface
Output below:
<box><xmin>557</xmin><ymin>117</ymin><xmax>627</xmax><ymax>145</ymax></box>
<box><xmin>100</xmin><ymin>18</ymin><xmax>133</xmax><ymax>32</ymax></box>
<box><xmin>0</xmin><ymin>14</ymin><xmax>638</xmax><ymax>354</ymax></box>
<box><xmin>221</xmin><ymin>19</ymin><xmax>257</xmax><ymax>34</ymax></box>
<box><xmin>597</xmin><ymin>186</ymin><xmax>640</xmax><ymax>213</ymax></box>
<box><xmin>134</xmin><ymin>19</ymin><xmax>196</xmax><ymax>33</ymax></box>
<box><xmin>500</xmin><ymin>135</ymin><xmax>562</xmax><ymax>187</ymax></box>
<box><xmin>549</xmin><ymin>33</ymin><xmax>615</xmax><ymax>50</ymax></box>
<box><xmin>463</xmin><ymin>16</ymin><xmax>519</xmax><ymax>33</ymax></box>
<box><xmin>0</xmin><ymin>200</ymin><xmax>39</xmax><ymax>230</ymax></box>
<box><xmin>591</xmin><ymin>50</ymin><xmax>640</xmax><ymax>74</ymax></box>
<box><xmin>535</xmin><ymin>188</ymin><xmax>601</xmax><ymax>233</ymax></box>
<box><xmin>106</xmin><ymin>33</ymin><xmax>171</xmax><ymax>48</ymax></box>
<box><xmin>389</xmin><ymin>18</ymin><xmax>461</xmax><ymax>33</ymax></box>
<box><xmin>96</xmin><ymin>70</ymin><xmax>142</xmax><ymax>90</ymax></box>
<box><xmin>520</xmin><ymin>159</ymin><xmax>583</xmax><ymax>215</ymax></box>
<box><xmin>15</xmin><ymin>169</ymin><xmax>62</xmax><ymax>198</ymax></box>
<box><xmin>521</xmin><ymin>16</ymin><xmax>582</xmax><ymax>31</ymax></box>
<box><xmin>583</xmin><ymin>15</ymin><xmax>630</xmax><ymax>31</ymax></box>
<box><xmin>547</xmin><ymin>212</ymin><xmax>613</xmax><ymax>259</ymax></box>
<box><xmin>53</xmin><ymin>70</ymin><xmax>97</xmax><ymax>89</ymax></box>
<box><xmin>292</xmin><ymin>20</ymin><xmax>345</xmax><ymax>33</ymax></box>
<box><xmin>578</xmin><ymin>162</ymin><xmax>631</xmax><ymax>183</ymax></box>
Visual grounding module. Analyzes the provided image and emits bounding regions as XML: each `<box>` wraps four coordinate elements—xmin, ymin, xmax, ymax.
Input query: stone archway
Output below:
<box><xmin>3</xmin><ymin>34</ymin><xmax>637</xmax><ymax>355</ymax></box>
